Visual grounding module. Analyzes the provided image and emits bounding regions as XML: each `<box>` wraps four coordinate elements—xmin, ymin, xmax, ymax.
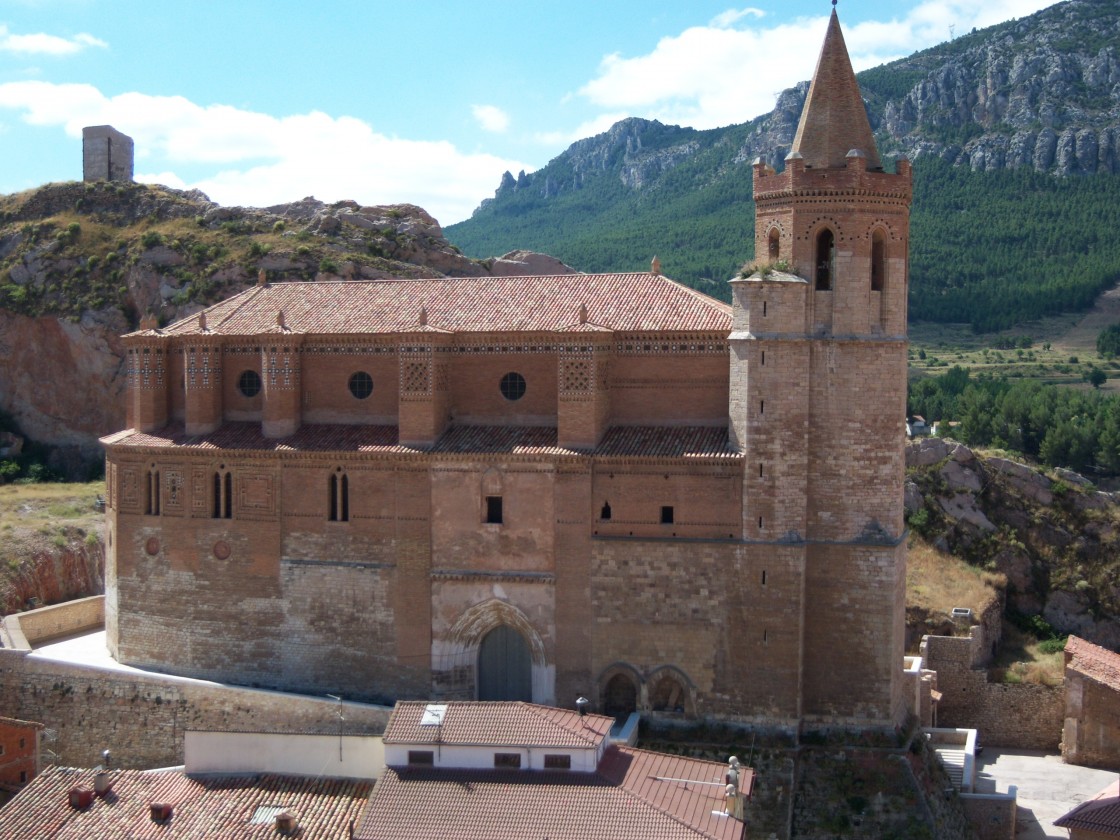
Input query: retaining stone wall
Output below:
<box><xmin>923</xmin><ymin>634</ymin><xmax>1062</xmax><ymax>749</ymax></box>
<box><xmin>0</xmin><ymin>649</ymin><xmax>390</xmax><ymax>769</ymax></box>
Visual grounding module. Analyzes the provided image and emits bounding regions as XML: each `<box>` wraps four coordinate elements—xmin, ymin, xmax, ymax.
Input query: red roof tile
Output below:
<box><xmin>0</xmin><ymin>767</ymin><xmax>371</xmax><ymax>839</ymax></box>
<box><xmin>103</xmin><ymin>423</ymin><xmax>739</xmax><ymax>460</ymax></box>
<box><xmin>1055</xmin><ymin>778</ymin><xmax>1120</xmax><ymax>835</ymax></box>
<box><xmin>384</xmin><ymin>701</ymin><xmax>613</xmax><ymax>749</ymax></box>
<box><xmin>355</xmin><ymin>746</ymin><xmax>747</xmax><ymax>840</ymax></box>
<box><xmin>148</xmin><ymin>274</ymin><xmax>731</xmax><ymax>337</ymax></box>
<box><xmin>1066</xmin><ymin>635</ymin><xmax>1120</xmax><ymax>691</ymax></box>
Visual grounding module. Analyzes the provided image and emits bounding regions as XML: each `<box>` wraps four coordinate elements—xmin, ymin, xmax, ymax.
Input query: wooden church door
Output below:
<box><xmin>478</xmin><ymin>624</ymin><xmax>532</xmax><ymax>701</ymax></box>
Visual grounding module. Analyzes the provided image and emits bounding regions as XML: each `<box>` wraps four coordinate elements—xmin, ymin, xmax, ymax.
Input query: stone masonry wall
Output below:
<box><xmin>0</xmin><ymin>648</ymin><xmax>390</xmax><ymax>769</ymax></box>
<box><xmin>923</xmin><ymin>634</ymin><xmax>1063</xmax><ymax>749</ymax></box>
<box><xmin>1062</xmin><ymin>670</ymin><xmax>1120</xmax><ymax>769</ymax></box>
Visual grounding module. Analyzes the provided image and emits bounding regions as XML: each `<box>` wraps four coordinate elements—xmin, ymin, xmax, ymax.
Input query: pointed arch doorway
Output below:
<box><xmin>478</xmin><ymin>624</ymin><xmax>532</xmax><ymax>701</ymax></box>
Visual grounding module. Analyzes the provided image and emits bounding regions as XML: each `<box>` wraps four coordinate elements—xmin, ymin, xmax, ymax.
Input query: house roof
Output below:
<box><xmin>790</xmin><ymin>10</ymin><xmax>882</xmax><ymax>170</ymax></box>
<box><xmin>145</xmin><ymin>273</ymin><xmax>731</xmax><ymax>338</ymax></box>
<box><xmin>383</xmin><ymin>701</ymin><xmax>614</xmax><ymax>749</ymax></box>
<box><xmin>355</xmin><ymin>745</ymin><xmax>748</xmax><ymax>840</ymax></box>
<box><xmin>102</xmin><ymin>423</ymin><xmax>740</xmax><ymax>460</ymax></box>
<box><xmin>0</xmin><ymin>766</ymin><xmax>372</xmax><ymax>840</ymax></box>
<box><xmin>1065</xmin><ymin>635</ymin><xmax>1120</xmax><ymax>691</ymax></box>
<box><xmin>1055</xmin><ymin>778</ymin><xmax>1120</xmax><ymax>836</ymax></box>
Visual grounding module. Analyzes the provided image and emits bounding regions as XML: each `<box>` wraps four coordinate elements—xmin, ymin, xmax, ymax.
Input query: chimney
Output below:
<box><xmin>275</xmin><ymin>811</ymin><xmax>299</xmax><ymax>835</ymax></box>
<box><xmin>150</xmin><ymin>802</ymin><xmax>173</xmax><ymax>822</ymax></box>
<box><xmin>68</xmin><ymin>788</ymin><xmax>93</xmax><ymax>809</ymax></box>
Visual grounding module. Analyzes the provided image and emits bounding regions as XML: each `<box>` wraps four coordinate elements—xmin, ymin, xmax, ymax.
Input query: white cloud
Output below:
<box><xmin>0</xmin><ymin>25</ymin><xmax>106</xmax><ymax>56</ymax></box>
<box><xmin>577</xmin><ymin>0</ymin><xmax>1057</xmax><ymax>131</ymax></box>
<box><xmin>471</xmin><ymin>104</ymin><xmax>510</xmax><ymax>133</ymax></box>
<box><xmin>0</xmin><ymin>81</ymin><xmax>530</xmax><ymax>225</ymax></box>
<box><xmin>710</xmin><ymin>8</ymin><xmax>765</xmax><ymax>28</ymax></box>
<box><xmin>533</xmin><ymin>112</ymin><xmax>631</xmax><ymax>148</ymax></box>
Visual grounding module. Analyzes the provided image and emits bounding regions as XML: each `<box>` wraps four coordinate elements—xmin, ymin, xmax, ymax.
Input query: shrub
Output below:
<box><xmin>318</xmin><ymin>258</ymin><xmax>339</xmax><ymax>275</ymax></box>
<box><xmin>140</xmin><ymin>230</ymin><xmax>164</xmax><ymax>248</ymax></box>
<box><xmin>1038</xmin><ymin>637</ymin><xmax>1068</xmax><ymax>654</ymax></box>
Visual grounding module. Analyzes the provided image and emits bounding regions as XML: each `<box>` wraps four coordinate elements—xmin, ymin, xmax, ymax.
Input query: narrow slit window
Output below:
<box><xmin>759</xmin><ymin>463</ymin><xmax>763</xmax><ymax>478</ymax></box>
<box><xmin>600</xmin><ymin>501</ymin><xmax>611</xmax><ymax>520</ymax></box>
<box><xmin>768</xmin><ymin>228</ymin><xmax>780</xmax><ymax>262</ymax></box>
<box><xmin>660</xmin><ymin>506</ymin><xmax>674</xmax><ymax>524</ymax></box>
<box><xmin>761</xmin><ymin>350</ymin><xmax>765</xmax><ymax>366</ymax></box>
<box><xmin>762</xmin><ymin>570</ymin><xmax>767</xmax><ymax>585</ymax></box>
<box><xmin>329</xmin><ymin>471</ymin><xmax>349</xmax><ymax>522</ymax></box>
<box><xmin>486</xmin><ymin>496</ymin><xmax>503</xmax><ymax>524</ymax></box>
<box><xmin>815</xmin><ymin>228</ymin><xmax>835</xmax><ymax>291</ymax></box>
<box><xmin>213</xmin><ymin>470</ymin><xmax>232</xmax><ymax>519</ymax></box>
<box><xmin>758</xmin><ymin>516</ymin><xmax>763</xmax><ymax>529</ymax></box>
<box><xmin>871</xmin><ymin>230</ymin><xmax>886</xmax><ymax>292</ymax></box>
<box><xmin>760</xmin><ymin>399</ymin><xmax>765</xmax><ymax>415</ymax></box>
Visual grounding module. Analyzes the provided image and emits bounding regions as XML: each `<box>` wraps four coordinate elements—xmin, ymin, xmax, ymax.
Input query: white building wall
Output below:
<box><xmin>185</xmin><ymin>731</ymin><xmax>384</xmax><ymax>779</ymax></box>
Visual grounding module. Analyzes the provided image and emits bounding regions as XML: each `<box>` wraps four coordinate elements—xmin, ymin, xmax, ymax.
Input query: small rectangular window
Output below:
<box><xmin>19</xmin><ymin>770</ymin><xmax>27</xmax><ymax>783</ymax></box>
<box><xmin>660</xmin><ymin>506</ymin><xmax>674</xmax><ymax>524</ymax></box>
<box><xmin>486</xmin><ymin>496</ymin><xmax>503</xmax><ymax>524</ymax></box>
<box><xmin>494</xmin><ymin>752</ymin><xmax>521</xmax><ymax>768</ymax></box>
<box><xmin>407</xmin><ymin>750</ymin><xmax>434</xmax><ymax>766</ymax></box>
<box><xmin>0</xmin><ymin>744</ymin><xmax>5</xmax><ymax>756</ymax></box>
<box><xmin>544</xmin><ymin>754</ymin><xmax>571</xmax><ymax>770</ymax></box>
<box><xmin>18</xmin><ymin>737</ymin><xmax>25</xmax><ymax>749</ymax></box>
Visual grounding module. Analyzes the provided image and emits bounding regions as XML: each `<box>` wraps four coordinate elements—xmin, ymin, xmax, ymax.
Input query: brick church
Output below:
<box><xmin>102</xmin><ymin>9</ymin><xmax>911</xmax><ymax>730</ymax></box>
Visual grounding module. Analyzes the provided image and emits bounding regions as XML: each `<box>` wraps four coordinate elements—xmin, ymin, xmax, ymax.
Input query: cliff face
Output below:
<box><xmin>870</xmin><ymin>0</ymin><xmax>1120</xmax><ymax>175</ymax></box>
<box><xmin>0</xmin><ymin>181</ymin><xmax>574</xmax><ymax>464</ymax></box>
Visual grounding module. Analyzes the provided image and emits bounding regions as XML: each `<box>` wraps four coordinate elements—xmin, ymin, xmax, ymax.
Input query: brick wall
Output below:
<box><xmin>0</xmin><ymin>717</ymin><xmax>41</xmax><ymax>788</ymax></box>
<box><xmin>0</xmin><ymin>649</ymin><xmax>390</xmax><ymax>769</ymax></box>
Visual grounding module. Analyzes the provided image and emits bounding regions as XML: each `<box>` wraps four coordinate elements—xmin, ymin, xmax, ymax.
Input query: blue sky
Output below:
<box><xmin>0</xmin><ymin>0</ymin><xmax>1057</xmax><ymax>225</ymax></box>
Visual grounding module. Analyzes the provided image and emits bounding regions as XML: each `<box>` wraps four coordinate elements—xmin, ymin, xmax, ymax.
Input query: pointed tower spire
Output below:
<box><xmin>790</xmin><ymin>8</ymin><xmax>880</xmax><ymax>170</ymax></box>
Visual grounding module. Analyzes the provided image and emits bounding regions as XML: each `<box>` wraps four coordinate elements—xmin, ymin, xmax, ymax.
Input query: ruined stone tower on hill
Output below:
<box><xmin>101</xmin><ymin>10</ymin><xmax>910</xmax><ymax>730</ymax></box>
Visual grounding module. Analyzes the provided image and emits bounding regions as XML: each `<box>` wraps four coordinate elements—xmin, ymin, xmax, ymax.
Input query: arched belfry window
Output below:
<box><xmin>871</xmin><ymin>230</ymin><xmax>886</xmax><ymax>292</ymax></box>
<box><xmin>815</xmin><ymin>229</ymin><xmax>835</xmax><ymax>291</ymax></box>
<box><xmin>329</xmin><ymin>468</ymin><xmax>349</xmax><ymax>522</ymax></box>
<box><xmin>768</xmin><ymin>228</ymin><xmax>780</xmax><ymax>263</ymax></box>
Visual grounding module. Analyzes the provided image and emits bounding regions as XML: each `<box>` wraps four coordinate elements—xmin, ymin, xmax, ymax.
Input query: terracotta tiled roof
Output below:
<box><xmin>102</xmin><ymin>422</ymin><xmax>413</xmax><ymax>453</ymax></box>
<box><xmin>1055</xmin><ymin>778</ymin><xmax>1120</xmax><ymax>836</ymax></box>
<box><xmin>103</xmin><ymin>423</ymin><xmax>739</xmax><ymax>460</ymax></box>
<box><xmin>431</xmin><ymin>425</ymin><xmax>566</xmax><ymax>455</ymax></box>
<box><xmin>0</xmin><ymin>766</ymin><xmax>372</xmax><ymax>839</ymax></box>
<box><xmin>146</xmin><ymin>274</ymin><xmax>731</xmax><ymax>337</ymax></box>
<box><xmin>384</xmin><ymin>701</ymin><xmax>613</xmax><ymax>749</ymax></box>
<box><xmin>596</xmin><ymin>425</ymin><xmax>734</xmax><ymax>457</ymax></box>
<box><xmin>1066</xmin><ymin>635</ymin><xmax>1120</xmax><ymax>691</ymax></box>
<box><xmin>790</xmin><ymin>10</ymin><xmax>882</xmax><ymax>170</ymax></box>
<box><xmin>355</xmin><ymin>746</ymin><xmax>747</xmax><ymax>840</ymax></box>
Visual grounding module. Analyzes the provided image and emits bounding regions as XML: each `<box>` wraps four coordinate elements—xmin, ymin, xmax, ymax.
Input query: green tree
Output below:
<box><xmin>1086</xmin><ymin>367</ymin><xmax>1107</xmax><ymax>389</ymax></box>
<box><xmin>1097</xmin><ymin>324</ymin><xmax>1120</xmax><ymax>358</ymax></box>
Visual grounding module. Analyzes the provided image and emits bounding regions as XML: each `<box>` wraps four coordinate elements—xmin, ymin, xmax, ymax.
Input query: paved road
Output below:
<box><xmin>974</xmin><ymin>748</ymin><xmax>1117</xmax><ymax>839</ymax></box>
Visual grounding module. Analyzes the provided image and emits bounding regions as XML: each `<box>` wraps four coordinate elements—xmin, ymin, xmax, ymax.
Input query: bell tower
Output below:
<box><xmin>730</xmin><ymin>5</ymin><xmax>910</xmax><ymax>727</ymax></box>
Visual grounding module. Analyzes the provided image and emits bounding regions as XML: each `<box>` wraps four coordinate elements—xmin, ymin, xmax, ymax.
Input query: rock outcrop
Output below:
<box><xmin>906</xmin><ymin>438</ymin><xmax>1120</xmax><ymax>649</ymax></box>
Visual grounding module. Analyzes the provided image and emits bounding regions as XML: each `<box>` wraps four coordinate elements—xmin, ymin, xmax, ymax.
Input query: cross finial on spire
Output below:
<box><xmin>832</xmin><ymin>0</ymin><xmax>837</xmax><ymax>7</ymax></box>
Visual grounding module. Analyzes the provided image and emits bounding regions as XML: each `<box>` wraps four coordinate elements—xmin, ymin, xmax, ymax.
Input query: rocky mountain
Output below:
<box><xmin>905</xmin><ymin>436</ymin><xmax>1120</xmax><ymax>649</ymax></box>
<box><xmin>0</xmin><ymin>181</ymin><xmax>573</xmax><ymax>467</ymax></box>
<box><xmin>448</xmin><ymin>0</ymin><xmax>1120</xmax><ymax>329</ymax></box>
